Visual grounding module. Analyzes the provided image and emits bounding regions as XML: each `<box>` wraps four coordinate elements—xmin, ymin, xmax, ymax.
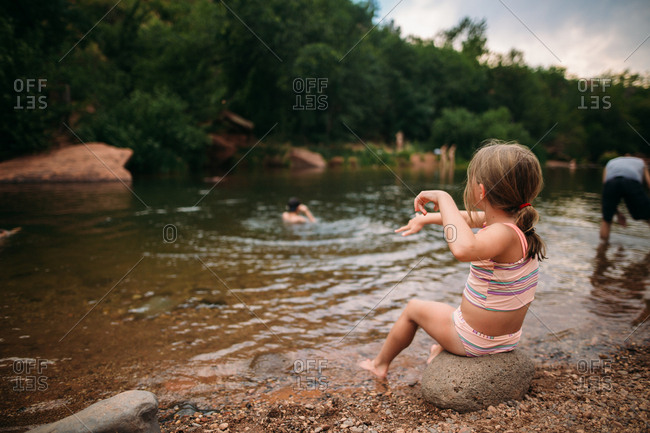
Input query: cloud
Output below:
<box><xmin>376</xmin><ymin>0</ymin><xmax>650</xmax><ymax>77</ymax></box>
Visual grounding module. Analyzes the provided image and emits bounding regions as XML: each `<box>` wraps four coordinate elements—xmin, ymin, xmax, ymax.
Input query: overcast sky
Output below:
<box><xmin>374</xmin><ymin>0</ymin><xmax>650</xmax><ymax>78</ymax></box>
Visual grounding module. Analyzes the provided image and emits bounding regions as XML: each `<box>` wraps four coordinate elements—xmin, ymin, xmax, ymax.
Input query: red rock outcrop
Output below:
<box><xmin>0</xmin><ymin>143</ymin><xmax>132</xmax><ymax>182</ymax></box>
<box><xmin>289</xmin><ymin>148</ymin><xmax>326</xmax><ymax>169</ymax></box>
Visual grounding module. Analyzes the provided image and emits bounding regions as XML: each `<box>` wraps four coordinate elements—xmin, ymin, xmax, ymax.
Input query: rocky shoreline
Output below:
<box><xmin>2</xmin><ymin>343</ymin><xmax>648</xmax><ymax>432</ymax></box>
<box><xmin>158</xmin><ymin>343</ymin><xmax>650</xmax><ymax>433</ymax></box>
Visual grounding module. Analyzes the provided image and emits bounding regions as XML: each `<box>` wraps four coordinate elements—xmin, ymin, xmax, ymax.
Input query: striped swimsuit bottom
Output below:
<box><xmin>452</xmin><ymin>307</ymin><xmax>521</xmax><ymax>357</ymax></box>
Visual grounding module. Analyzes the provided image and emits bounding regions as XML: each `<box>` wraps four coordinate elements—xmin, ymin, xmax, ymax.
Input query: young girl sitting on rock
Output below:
<box><xmin>360</xmin><ymin>141</ymin><xmax>545</xmax><ymax>379</ymax></box>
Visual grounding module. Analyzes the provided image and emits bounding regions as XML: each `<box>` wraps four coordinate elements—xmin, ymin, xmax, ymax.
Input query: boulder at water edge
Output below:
<box><xmin>421</xmin><ymin>350</ymin><xmax>535</xmax><ymax>413</ymax></box>
<box><xmin>29</xmin><ymin>390</ymin><xmax>160</xmax><ymax>433</ymax></box>
<box><xmin>289</xmin><ymin>148</ymin><xmax>326</xmax><ymax>169</ymax></box>
<box><xmin>0</xmin><ymin>143</ymin><xmax>132</xmax><ymax>183</ymax></box>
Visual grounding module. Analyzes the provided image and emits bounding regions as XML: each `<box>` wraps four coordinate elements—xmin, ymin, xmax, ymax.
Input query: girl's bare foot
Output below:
<box><xmin>358</xmin><ymin>358</ymin><xmax>388</xmax><ymax>380</ymax></box>
<box><xmin>427</xmin><ymin>344</ymin><xmax>444</xmax><ymax>364</ymax></box>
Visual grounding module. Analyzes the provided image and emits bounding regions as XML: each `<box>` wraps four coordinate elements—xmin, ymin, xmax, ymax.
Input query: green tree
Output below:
<box><xmin>431</xmin><ymin>107</ymin><xmax>535</xmax><ymax>160</ymax></box>
<box><xmin>0</xmin><ymin>0</ymin><xmax>71</xmax><ymax>160</ymax></box>
<box><xmin>80</xmin><ymin>89</ymin><xmax>207</xmax><ymax>174</ymax></box>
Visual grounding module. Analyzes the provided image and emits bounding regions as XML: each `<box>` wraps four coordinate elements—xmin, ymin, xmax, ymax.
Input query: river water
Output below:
<box><xmin>1</xmin><ymin>167</ymin><xmax>648</xmax><ymax>419</ymax></box>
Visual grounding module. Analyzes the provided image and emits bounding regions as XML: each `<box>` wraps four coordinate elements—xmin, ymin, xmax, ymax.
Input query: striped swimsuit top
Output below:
<box><xmin>463</xmin><ymin>223</ymin><xmax>538</xmax><ymax>312</ymax></box>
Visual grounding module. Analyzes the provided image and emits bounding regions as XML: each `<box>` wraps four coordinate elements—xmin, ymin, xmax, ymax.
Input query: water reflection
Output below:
<box><xmin>0</xmin><ymin>182</ymin><xmax>134</xmax><ymax>216</ymax></box>
<box><xmin>590</xmin><ymin>242</ymin><xmax>650</xmax><ymax>326</ymax></box>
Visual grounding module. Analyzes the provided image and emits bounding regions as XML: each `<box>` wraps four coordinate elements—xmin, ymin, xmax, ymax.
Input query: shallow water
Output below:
<box><xmin>0</xmin><ymin>167</ymin><xmax>648</xmax><ymax>415</ymax></box>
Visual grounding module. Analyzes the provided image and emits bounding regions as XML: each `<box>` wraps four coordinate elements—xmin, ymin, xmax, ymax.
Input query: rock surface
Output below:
<box><xmin>421</xmin><ymin>350</ymin><xmax>535</xmax><ymax>412</ymax></box>
<box><xmin>328</xmin><ymin>156</ymin><xmax>345</xmax><ymax>167</ymax></box>
<box><xmin>410</xmin><ymin>152</ymin><xmax>437</xmax><ymax>170</ymax></box>
<box><xmin>29</xmin><ymin>390</ymin><xmax>159</xmax><ymax>433</ymax></box>
<box><xmin>289</xmin><ymin>148</ymin><xmax>326</xmax><ymax>169</ymax></box>
<box><xmin>0</xmin><ymin>143</ymin><xmax>132</xmax><ymax>183</ymax></box>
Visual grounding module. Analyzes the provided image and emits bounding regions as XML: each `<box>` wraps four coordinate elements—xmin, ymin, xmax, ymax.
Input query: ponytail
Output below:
<box><xmin>463</xmin><ymin>141</ymin><xmax>546</xmax><ymax>261</ymax></box>
<box><xmin>514</xmin><ymin>205</ymin><xmax>546</xmax><ymax>261</ymax></box>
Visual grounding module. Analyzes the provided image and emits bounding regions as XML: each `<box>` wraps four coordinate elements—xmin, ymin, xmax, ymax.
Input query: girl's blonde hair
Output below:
<box><xmin>463</xmin><ymin>140</ymin><xmax>546</xmax><ymax>261</ymax></box>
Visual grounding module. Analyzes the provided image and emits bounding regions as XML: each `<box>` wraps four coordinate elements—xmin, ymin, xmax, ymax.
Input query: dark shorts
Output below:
<box><xmin>602</xmin><ymin>177</ymin><xmax>650</xmax><ymax>222</ymax></box>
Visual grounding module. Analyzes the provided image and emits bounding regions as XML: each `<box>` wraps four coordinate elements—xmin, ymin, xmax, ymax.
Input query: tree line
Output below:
<box><xmin>2</xmin><ymin>0</ymin><xmax>649</xmax><ymax>173</ymax></box>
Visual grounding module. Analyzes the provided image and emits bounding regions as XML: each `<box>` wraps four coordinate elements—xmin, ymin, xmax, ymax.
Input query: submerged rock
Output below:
<box><xmin>421</xmin><ymin>350</ymin><xmax>535</xmax><ymax>413</ymax></box>
<box><xmin>29</xmin><ymin>390</ymin><xmax>159</xmax><ymax>433</ymax></box>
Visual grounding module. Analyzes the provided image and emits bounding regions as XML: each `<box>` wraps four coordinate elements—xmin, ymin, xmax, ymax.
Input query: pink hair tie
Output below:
<box><xmin>519</xmin><ymin>203</ymin><xmax>531</xmax><ymax>209</ymax></box>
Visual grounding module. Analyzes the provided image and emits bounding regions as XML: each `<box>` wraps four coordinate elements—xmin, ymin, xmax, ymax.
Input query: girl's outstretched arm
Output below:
<box><xmin>395</xmin><ymin>213</ymin><xmax>439</xmax><ymax>236</ymax></box>
<box><xmin>414</xmin><ymin>191</ymin><xmax>509</xmax><ymax>262</ymax></box>
<box><xmin>395</xmin><ymin>210</ymin><xmax>485</xmax><ymax>236</ymax></box>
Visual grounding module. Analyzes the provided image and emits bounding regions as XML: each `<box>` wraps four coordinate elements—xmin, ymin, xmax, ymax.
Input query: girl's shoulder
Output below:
<box><xmin>479</xmin><ymin>221</ymin><xmax>519</xmax><ymax>235</ymax></box>
<box><xmin>480</xmin><ymin>222</ymin><xmax>526</xmax><ymax>263</ymax></box>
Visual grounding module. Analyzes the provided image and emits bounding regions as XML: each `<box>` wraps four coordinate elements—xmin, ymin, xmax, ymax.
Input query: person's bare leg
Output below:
<box><xmin>616</xmin><ymin>212</ymin><xmax>627</xmax><ymax>227</ymax></box>
<box><xmin>359</xmin><ymin>300</ymin><xmax>465</xmax><ymax>379</ymax></box>
<box><xmin>600</xmin><ymin>220</ymin><xmax>611</xmax><ymax>241</ymax></box>
<box><xmin>427</xmin><ymin>344</ymin><xmax>444</xmax><ymax>364</ymax></box>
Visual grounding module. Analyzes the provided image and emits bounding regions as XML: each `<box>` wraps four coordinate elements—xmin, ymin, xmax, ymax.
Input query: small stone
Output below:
<box><xmin>219</xmin><ymin>422</ymin><xmax>229</xmax><ymax>430</ymax></box>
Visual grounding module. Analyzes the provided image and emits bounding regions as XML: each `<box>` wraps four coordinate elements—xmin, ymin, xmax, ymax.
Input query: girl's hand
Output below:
<box><xmin>414</xmin><ymin>190</ymin><xmax>445</xmax><ymax>215</ymax></box>
<box><xmin>395</xmin><ymin>215</ymin><xmax>428</xmax><ymax>236</ymax></box>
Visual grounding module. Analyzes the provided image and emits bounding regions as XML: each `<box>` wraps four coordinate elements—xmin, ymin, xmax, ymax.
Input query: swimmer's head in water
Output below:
<box><xmin>287</xmin><ymin>197</ymin><xmax>301</xmax><ymax>212</ymax></box>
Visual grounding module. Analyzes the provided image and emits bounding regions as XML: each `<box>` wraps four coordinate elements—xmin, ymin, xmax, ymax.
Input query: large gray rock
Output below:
<box><xmin>421</xmin><ymin>350</ymin><xmax>535</xmax><ymax>413</ymax></box>
<box><xmin>29</xmin><ymin>390</ymin><xmax>159</xmax><ymax>433</ymax></box>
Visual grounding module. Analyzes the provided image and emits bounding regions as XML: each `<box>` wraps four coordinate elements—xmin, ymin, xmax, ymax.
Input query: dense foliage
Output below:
<box><xmin>2</xmin><ymin>0</ymin><xmax>649</xmax><ymax>172</ymax></box>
